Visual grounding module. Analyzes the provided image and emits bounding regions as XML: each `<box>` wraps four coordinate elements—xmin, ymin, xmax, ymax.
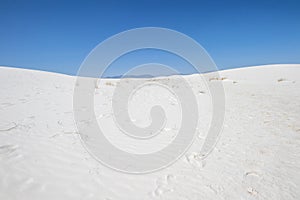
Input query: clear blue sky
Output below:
<box><xmin>0</xmin><ymin>0</ymin><xmax>299</xmax><ymax>76</ymax></box>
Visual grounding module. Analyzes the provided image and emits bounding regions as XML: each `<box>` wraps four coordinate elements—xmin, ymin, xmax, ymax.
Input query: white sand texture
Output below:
<box><xmin>0</xmin><ymin>64</ymin><xmax>300</xmax><ymax>200</ymax></box>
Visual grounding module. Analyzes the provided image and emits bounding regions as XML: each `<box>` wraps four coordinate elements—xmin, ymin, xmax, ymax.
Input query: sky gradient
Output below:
<box><xmin>0</xmin><ymin>0</ymin><xmax>300</xmax><ymax>76</ymax></box>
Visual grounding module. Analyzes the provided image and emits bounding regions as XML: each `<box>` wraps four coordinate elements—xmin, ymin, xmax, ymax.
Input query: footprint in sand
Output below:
<box><xmin>242</xmin><ymin>171</ymin><xmax>261</xmax><ymax>199</ymax></box>
<box><xmin>185</xmin><ymin>152</ymin><xmax>207</xmax><ymax>168</ymax></box>
<box><xmin>0</xmin><ymin>122</ymin><xmax>18</xmax><ymax>132</ymax></box>
<box><xmin>0</xmin><ymin>144</ymin><xmax>20</xmax><ymax>161</ymax></box>
<box><xmin>153</xmin><ymin>174</ymin><xmax>176</xmax><ymax>197</ymax></box>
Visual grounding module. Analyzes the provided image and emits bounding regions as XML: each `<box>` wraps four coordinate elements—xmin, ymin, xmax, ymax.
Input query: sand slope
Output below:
<box><xmin>0</xmin><ymin>64</ymin><xmax>299</xmax><ymax>200</ymax></box>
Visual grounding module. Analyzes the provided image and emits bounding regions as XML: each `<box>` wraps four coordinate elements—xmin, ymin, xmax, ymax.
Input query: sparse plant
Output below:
<box><xmin>277</xmin><ymin>78</ymin><xmax>286</xmax><ymax>82</ymax></box>
<box><xmin>105</xmin><ymin>81</ymin><xmax>114</xmax><ymax>86</ymax></box>
<box><xmin>209</xmin><ymin>77</ymin><xmax>227</xmax><ymax>81</ymax></box>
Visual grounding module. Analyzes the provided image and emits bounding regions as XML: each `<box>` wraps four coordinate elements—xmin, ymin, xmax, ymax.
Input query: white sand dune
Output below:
<box><xmin>0</xmin><ymin>64</ymin><xmax>299</xmax><ymax>200</ymax></box>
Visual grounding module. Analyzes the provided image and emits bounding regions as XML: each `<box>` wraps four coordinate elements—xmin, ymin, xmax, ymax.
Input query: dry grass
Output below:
<box><xmin>277</xmin><ymin>78</ymin><xmax>286</xmax><ymax>82</ymax></box>
<box><xmin>209</xmin><ymin>77</ymin><xmax>227</xmax><ymax>81</ymax></box>
<box><xmin>105</xmin><ymin>82</ymin><xmax>114</xmax><ymax>86</ymax></box>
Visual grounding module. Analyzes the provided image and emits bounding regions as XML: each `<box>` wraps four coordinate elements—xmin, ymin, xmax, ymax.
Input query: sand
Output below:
<box><xmin>0</xmin><ymin>64</ymin><xmax>299</xmax><ymax>199</ymax></box>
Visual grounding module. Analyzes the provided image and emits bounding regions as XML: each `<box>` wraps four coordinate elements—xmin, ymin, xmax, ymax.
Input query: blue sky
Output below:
<box><xmin>0</xmin><ymin>0</ymin><xmax>299</xmax><ymax>76</ymax></box>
